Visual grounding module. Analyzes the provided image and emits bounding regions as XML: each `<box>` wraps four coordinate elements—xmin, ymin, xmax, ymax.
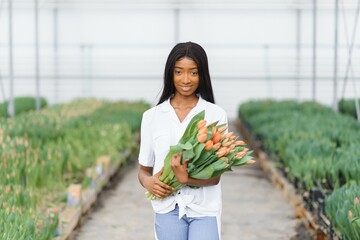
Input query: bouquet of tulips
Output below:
<box><xmin>146</xmin><ymin>110</ymin><xmax>255</xmax><ymax>200</ymax></box>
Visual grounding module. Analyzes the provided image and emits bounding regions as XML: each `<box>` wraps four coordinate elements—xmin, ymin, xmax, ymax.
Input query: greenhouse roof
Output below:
<box><xmin>6</xmin><ymin>0</ymin><xmax>360</xmax><ymax>10</ymax></box>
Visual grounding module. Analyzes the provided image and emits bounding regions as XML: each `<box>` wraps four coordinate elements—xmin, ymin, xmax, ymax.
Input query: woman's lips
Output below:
<box><xmin>180</xmin><ymin>85</ymin><xmax>192</xmax><ymax>91</ymax></box>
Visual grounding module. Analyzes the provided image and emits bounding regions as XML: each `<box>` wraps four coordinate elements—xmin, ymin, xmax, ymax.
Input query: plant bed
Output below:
<box><xmin>53</xmin><ymin>148</ymin><xmax>136</xmax><ymax>240</ymax></box>
<box><xmin>0</xmin><ymin>99</ymin><xmax>149</xmax><ymax>239</ymax></box>
<box><xmin>235</xmin><ymin>119</ymin><xmax>339</xmax><ymax>239</ymax></box>
<box><xmin>237</xmin><ymin>100</ymin><xmax>360</xmax><ymax>239</ymax></box>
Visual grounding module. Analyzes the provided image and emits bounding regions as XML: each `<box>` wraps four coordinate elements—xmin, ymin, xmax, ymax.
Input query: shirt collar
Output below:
<box><xmin>160</xmin><ymin>96</ymin><xmax>205</xmax><ymax>113</ymax></box>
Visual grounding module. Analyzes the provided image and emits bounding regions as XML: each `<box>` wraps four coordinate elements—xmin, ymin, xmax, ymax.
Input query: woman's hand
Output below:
<box><xmin>170</xmin><ymin>153</ymin><xmax>221</xmax><ymax>187</ymax></box>
<box><xmin>171</xmin><ymin>152</ymin><xmax>189</xmax><ymax>184</ymax></box>
<box><xmin>139</xmin><ymin>166</ymin><xmax>174</xmax><ymax>199</ymax></box>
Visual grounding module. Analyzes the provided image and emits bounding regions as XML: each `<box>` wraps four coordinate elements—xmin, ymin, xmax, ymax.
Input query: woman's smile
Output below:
<box><xmin>180</xmin><ymin>85</ymin><xmax>193</xmax><ymax>91</ymax></box>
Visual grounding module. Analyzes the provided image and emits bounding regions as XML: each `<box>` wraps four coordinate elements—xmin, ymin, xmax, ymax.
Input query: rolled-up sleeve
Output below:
<box><xmin>138</xmin><ymin>110</ymin><xmax>155</xmax><ymax>167</ymax></box>
<box><xmin>219</xmin><ymin>110</ymin><xmax>228</xmax><ymax>126</ymax></box>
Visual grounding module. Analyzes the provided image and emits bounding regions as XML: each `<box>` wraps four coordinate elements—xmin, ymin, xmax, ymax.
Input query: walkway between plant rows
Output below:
<box><xmin>75</xmin><ymin>120</ymin><xmax>305</xmax><ymax>240</ymax></box>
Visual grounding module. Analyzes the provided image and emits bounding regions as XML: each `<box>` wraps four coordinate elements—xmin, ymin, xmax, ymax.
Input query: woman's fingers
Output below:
<box><xmin>183</xmin><ymin>158</ymin><xmax>189</xmax><ymax>168</ymax></box>
<box><xmin>171</xmin><ymin>152</ymin><xmax>181</xmax><ymax>167</ymax></box>
<box><xmin>149</xmin><ymin>176</ymin><xmax>174</xmax><ymax>199</ymax></box>
<box><xmin>156</xmin><ymin>178</ymin><xmax>174</xmax><ymax>191</ymax></box>
<box><xmin>153</xmin><ymin>186</ymin><xmax>173</xmax><ymax>199</ymax></box>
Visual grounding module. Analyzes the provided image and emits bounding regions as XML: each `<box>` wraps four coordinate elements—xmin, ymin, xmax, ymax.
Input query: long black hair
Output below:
<box><xmin>157</xmin><ymin>42</ymin><xmax>215</xmax><ymax>105</ymax></box>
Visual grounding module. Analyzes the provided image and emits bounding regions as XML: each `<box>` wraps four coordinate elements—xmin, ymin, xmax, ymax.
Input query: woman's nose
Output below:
<box><xmin>182</xmin><ymin>73</ymin><xmax>191</xmax><ymax>83</ymax></box>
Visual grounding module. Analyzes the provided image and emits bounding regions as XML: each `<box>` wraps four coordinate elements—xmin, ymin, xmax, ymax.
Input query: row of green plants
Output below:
<box><xmin>326</xmin><ymin>183</ymin><xmax>360</xmax><ymax>240</ymax></box>
<box><xmin>0</xmin><ymin>98</ymin><xmax>149</xmax><ymax>239</ymax></box>
<box><xmin>0</xmin><ymin>96</ymin><xmax>47</xmax><ymax>117</ymax></box>
<box><xmin>238</xmin><ymin>100</ymin><xmax>360</xmax><ymax>240</ymax></box>
<box><xmin>338</xmin><ymin>98</ymin><xmax>360</xmax><ymax>119</ymax></box>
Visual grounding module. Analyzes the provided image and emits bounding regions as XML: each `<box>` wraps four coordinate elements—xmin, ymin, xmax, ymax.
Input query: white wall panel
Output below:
<box><xmin>59</xmin><ymin>9</ymin><xmax>175</xmax><ymax>44</ymax></box>
<box><xmin>0</xmin><ymin>4</ymin><xmax>360</xmax><ymax>119</ymax></box>
<box><xmin>180</xmin><ymin>9</ymin><xmax>296</xmax><ymax>45</ymax></box>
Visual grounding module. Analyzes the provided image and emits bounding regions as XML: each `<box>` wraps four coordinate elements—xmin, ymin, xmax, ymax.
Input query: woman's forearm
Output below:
<box><xmin>184</xmin><ymin>176</ymin><xmax>220</xmax><ymax>187</ymax></box>
<box><xmin>138</xmin><ymin>166</ymin><xmax>153</xmax><ymax>188</ymax></box>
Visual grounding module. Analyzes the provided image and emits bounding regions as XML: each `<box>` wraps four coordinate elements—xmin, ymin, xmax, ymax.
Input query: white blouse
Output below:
<box><xmin>138</xmin><ymin>97</ymin><xmax>228</xmax><ymax>237</ymax></box>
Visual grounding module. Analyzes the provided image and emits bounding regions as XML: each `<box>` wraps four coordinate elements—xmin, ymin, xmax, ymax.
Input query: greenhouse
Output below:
<box><xmin>0</xmin><ymin>0</ymin><xmax>359</xmax><ymax>239</ymax></box>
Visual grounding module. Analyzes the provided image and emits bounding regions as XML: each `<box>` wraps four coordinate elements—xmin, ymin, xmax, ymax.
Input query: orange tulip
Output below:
<box><xmin>212</xmin><ymin>126</ymin><xmax>217</xmax><ymax>135</ymax></box>
<box><xmin>218</xmin><ymin>147</ymin><xmax>227</xmax><ymax>152</ymax></box>
<box><xmin>212</xmin><ymin>132</ymin><xmax>221</xmax><ymax>143</ymax></box>
<box><xmin>197</xmin><ymin>120</ymin><xmax>207</xmax><ymax>129</ymax></box>
<box><xmin>213</xmin><ymin>142</ymin><xmax>221</xmax><ymax>150</ymax></box>
<box><xmin>197</xmin><ymin>133</ymin><xmax>207</xmax><ymax>143</ymax></box>
<box><xmin>204</xmin><ymin>140</ymin><xmax>214</xmax><ymax>151</ymax></box>
<box><xmin>223</xmin><ymin>131</ymin><xmax>234</xmax><ymax>139</ymax></box>
<box><xmin>234</xmin><ymin>140</ymin><xmax>246</xmax><ymax>146</ymax></box>
<box><xmin>218</xmin><ymin>125</ymin><xmax>228</xmax><ymax>133</ymax></box>
<box><xmin>225</xmin><ymin>148</ymin><xmax>231</xmax><ymax>155</ymax></box>
<box><xmin>236</xmin><ymin>151</ymin><xmax>246</xmax><ymax>158</ymax></box>
<box><xmin>198</xmin><ymin>127</ymin><xmax>208</xmax><ymax>135</ymax></box>
<box><xmin>216</xmin><ymin>148</ymin><xmax>227</xmax><ymax>158</ymax></box>
<box><xmin>222</xmin><ymin>141</ymin><xmax>232</xmax><ymax>147</ymax></box>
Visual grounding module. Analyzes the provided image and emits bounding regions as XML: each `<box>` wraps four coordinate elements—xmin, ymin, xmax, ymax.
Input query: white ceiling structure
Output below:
<box><xmin>4</xmin><ymin>0</ymin><xmax>360</xmax><ymax>10</ymax></box>
<box><xmin>1</xmin><ymin>0</ymin><xmax>360</xmax><ymax>119</ymax></box>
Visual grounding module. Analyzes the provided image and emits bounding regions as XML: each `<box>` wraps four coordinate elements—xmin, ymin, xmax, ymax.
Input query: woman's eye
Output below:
<box><xmin>191</xmin><ymin>71</ymin><xmax>198</xmax><ymax>75</ymax></box>
<box><xmin>174</xmin><ymin>70</ymin><xmax>182</xmax><ymax>75</ymax></box>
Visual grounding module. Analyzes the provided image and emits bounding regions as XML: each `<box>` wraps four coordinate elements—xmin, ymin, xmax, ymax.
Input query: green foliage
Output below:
<box><xmin>239</xmin><ymin>99</ymin><xmax>360</xmax><ymax>238</ymax></box>
<box><xmin>338</xmin><ymin>98</ymin><xmax>360</xmax><ymax>119</ymax></box>
<box><xmin>88</xmin><ymin>100</ymin><xmax>149</xmax><ymax>132</ymax></box>
<box><xmin>0</xmin><ymin>98</ymin><xmax>149</xmax><ymax>239</ymax></box>
<box><xmin>239</xmin><ymin>99</ymin><xmax>360</xmax><ymax>189</ymax></box>
<box><xmin>325</xmin><ymin>183</ymin><xmax>360</xmax><ymax>240</ymax></box>
<box><xmin>0</xmin><ymin>96</ymin><xmax>47</xmax><ymax>117</ymax></box>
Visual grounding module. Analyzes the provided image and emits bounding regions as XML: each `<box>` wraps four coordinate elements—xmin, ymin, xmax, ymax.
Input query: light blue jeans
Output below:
<box><xmin>155</xmin><ymin>205</ymin><xmax>219</xmax><ymax>240</ymax></box>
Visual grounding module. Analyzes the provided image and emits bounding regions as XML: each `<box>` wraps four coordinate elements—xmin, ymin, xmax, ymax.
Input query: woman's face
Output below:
<box><xmin>173</xmin><ymin>57</ymin><xmax>199</xmax><ymax>98</ymax></box>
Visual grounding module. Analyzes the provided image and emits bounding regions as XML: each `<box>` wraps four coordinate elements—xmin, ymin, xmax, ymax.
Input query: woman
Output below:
<box><xmin>138</xmin><ymin>42</ymin><xmax>228</xmax><ymax>240</ymax></box>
